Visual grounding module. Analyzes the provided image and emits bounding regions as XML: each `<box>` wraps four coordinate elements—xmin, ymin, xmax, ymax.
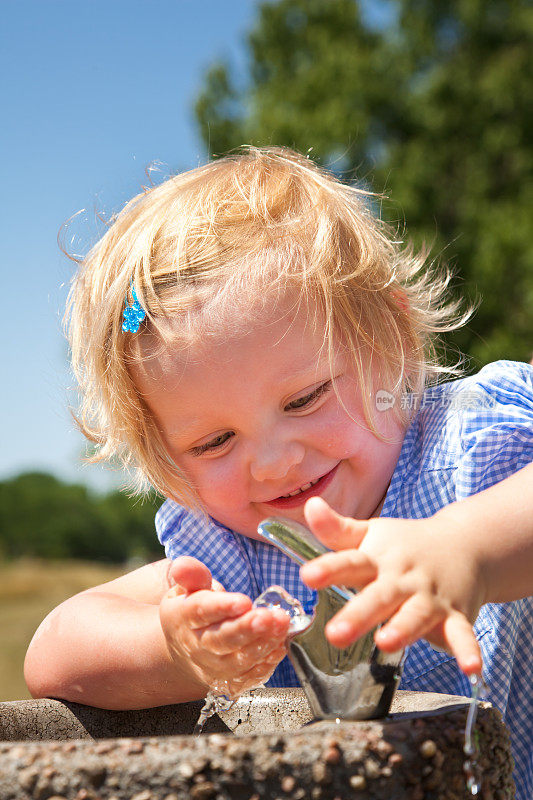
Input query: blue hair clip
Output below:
<box><xmin>122</xmin><ymin>285</ymin><xmax>146</xmax><ymax>333</ymax></box>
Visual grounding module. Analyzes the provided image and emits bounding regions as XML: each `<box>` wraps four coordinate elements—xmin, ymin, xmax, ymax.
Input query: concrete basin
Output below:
<box><xmin>0</xmin><ymin>689</ymin><xmax>515</xmax><ymax>798</ymax></box>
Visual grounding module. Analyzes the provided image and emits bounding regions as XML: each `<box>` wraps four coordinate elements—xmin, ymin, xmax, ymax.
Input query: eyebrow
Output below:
<box><xmin>275</xmin><ymin>350</ymin><xmax>333</xmax><ymax>383</ymax></box>
<box><xmin>165</xmin><ymin>418</ymin><xmax>209</xmax><ymax>441</ymax></box>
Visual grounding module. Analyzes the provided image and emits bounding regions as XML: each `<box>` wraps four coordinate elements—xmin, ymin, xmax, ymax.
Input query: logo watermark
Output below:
<box><xmin>375</xmin><ymin>389</ymin><xmax>396</xmax><ymax>411</ymax></box>
<box><xmin>375</xmin><ymin>389</ymin><xmax>496</xmax><ymax>412</ymax></box>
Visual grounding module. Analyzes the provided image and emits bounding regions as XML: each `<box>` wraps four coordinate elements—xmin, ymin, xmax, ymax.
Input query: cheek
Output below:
<box><xmin>186</xmin><ymin>457</ymin><xmax>247</xmax><ymax>506</ymax></box>
<box><xmin>332</xmin><ymin>384</ymin><xmax>404</xmax><ymax>446</ymax></box>
<box><xmin>314</xmin><ymin>402</ymin><xmax>371</xmax><ymax>458</ymax></box>
<box><xmin>320</xmin><ymin>402</ymin><xmax>404</xmax><ymax>468</ymax></box>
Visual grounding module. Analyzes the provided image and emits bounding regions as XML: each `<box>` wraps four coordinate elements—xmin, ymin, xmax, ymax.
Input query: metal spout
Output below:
<box><xmin>258</xmin><ymin>517</ymin><xmax>404</xmax><ymax>720</ymax></box>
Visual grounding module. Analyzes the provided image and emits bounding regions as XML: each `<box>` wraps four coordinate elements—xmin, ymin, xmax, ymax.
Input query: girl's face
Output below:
<box><xmin>135</xmin><ymin>300</ymin><xmax>406</xmax><ymax>539</ymax></box>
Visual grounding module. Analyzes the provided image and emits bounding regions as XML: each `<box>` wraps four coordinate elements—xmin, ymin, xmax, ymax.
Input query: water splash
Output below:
<box><xmin>252</xmin><ymin>585</ymin><xmax>313</xmax><ymax>635</ymax></box>
<box><xmin>193</xmin><ymin>683</ymin><xmax>235</xmax><ymax>736</ymax></box>
<box><xmin>194</xmin><ymin>586</ymin><xmax>312</xmax><ymax>735</ymax></box>
<box><xmin>463</xmin><ymin>673</ymin><xmax>487</xmax><ymax>795</ymax></box>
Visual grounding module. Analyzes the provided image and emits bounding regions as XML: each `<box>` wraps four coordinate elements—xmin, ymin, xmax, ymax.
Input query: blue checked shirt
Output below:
<box><xmin>156</xmin><ymin>360</ymin><xmax>533</xmax><ymax>800</ymax></box>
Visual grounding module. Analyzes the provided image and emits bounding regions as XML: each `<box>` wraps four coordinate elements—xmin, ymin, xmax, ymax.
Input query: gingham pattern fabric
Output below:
<box><xmin>156</xmin><ymin>360</ymin><xmax>533</xmax><ymax>800</ymax></box>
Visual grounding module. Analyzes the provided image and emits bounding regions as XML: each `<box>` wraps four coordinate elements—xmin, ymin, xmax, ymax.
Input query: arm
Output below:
<box><xmin>24</xmin><ymin>559</ymin><xmax>187</xmax><ymax>709</ymax></box>
<box><xmin>300</xmin><ymin>462</ymin><xmax>533</xmax><ymax>675</ymax></box>
<box><xmin>440</xmin><ymin>461</ymin><xmax>533</xmax><ymax>603</ymax></box>
<box><xmin>24</xmin><ymin>557</ymin><xmax>289</xmax><ymax>710</ymax></box>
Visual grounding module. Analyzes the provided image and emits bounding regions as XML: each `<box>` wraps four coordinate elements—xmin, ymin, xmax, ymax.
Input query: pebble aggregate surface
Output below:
<box><xmin>0</xmin><ymin>704</ymin><xmax>515</xmax><ymax>800</ymax></box>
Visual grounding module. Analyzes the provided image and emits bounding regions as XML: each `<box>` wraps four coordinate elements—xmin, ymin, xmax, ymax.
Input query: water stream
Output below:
<box><xmin>463</xmin><ymin>672</ymin><xmax>487</xmax><ymax>795</ymax></box>
<box><xmin>251</xmin><ymin>585</ymin><xmax>313</xmax><ymax>634</ymax></box>
<box><xmin>193</xmin><ymin>684</ymin><xmax>235</xmax><ymax>737</ymax></box>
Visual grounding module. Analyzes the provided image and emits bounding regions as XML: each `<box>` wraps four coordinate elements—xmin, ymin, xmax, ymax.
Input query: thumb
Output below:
<box><xmin>304</xmin><ymin>497</ymin><xmax>369</xmax><ymax>550</ymax></box>
<box><xmin>167</xmin><ymin>556</ymin><xmax>213</xmax><ymax>596</ymax></box>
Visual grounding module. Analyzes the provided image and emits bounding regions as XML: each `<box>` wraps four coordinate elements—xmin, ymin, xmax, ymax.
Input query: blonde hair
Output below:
<box><xmin>66</xmin><ymin>146</ymin><xmax>466</xmax><ymax>504</ymax></box>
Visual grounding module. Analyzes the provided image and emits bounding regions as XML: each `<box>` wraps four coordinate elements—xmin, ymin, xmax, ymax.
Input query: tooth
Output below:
<box><xmin>279</xmin><ymin>475</ymin><xmax>326</xmax><ymax>499</ymax></box>
<box><xmin>284</xmin><ymin>481</ymin><xmax>315</xmax><ymax>498</ymax></box>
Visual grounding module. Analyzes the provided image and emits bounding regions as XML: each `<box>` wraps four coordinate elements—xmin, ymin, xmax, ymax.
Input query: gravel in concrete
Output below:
<box><xmin>0</xmin><ymin>703</ymin><xmax>514</xmax><ymax>799</ymax></box>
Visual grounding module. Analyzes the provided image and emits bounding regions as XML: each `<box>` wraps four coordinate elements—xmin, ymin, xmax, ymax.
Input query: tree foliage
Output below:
<box><xmin>0</xmin><ymin>472</ymin><xmax>163</xmax><ymax>563</ymax></box>
<box><xmin>195</xmin><ymin>0</ymin><xmax>533</xmax><ymax>364</ymax></box>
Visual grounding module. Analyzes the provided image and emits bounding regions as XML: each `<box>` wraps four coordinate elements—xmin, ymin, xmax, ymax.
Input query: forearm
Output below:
<box><xmin>24</xmin><ymin>591</ymin><xmax>207</xmax><ymax>710</ymax></box>
<box><xmin>435</xmin><ymin>462</ymin><xmax>533</xmax><ymax>604</ymax></box>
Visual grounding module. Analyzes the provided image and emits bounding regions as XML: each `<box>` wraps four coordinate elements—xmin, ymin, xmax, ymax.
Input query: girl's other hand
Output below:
<box><xmin>300</xmin><ymin>497</ymin><xmax>484</xmax><ymax>676</ymax></box>
<box><xmin>160</xmin><ymin>557</ymin><xmax>290</xmax><ymax>696</ymax></box>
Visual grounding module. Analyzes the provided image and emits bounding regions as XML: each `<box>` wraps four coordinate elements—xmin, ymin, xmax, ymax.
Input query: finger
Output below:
<box><xmin>300</xmin><ymin>549</ymin><xmax>377</xmax><ymax>589</ymax></box>
<box><xmin>324</xmin><ymin>580</ymin><xmax>407</xmax><ymax>647</ymax></box>
<box><xmin>235</xmin><ymin>636</ymin><xmax>288</xmax><ymax>667</ymax></box>
<box><xmin>374</xmin><ymin>594</ymin><xmax>443</xmax><ymax>651</ymax></box>
<box><xmin>173</xmin><ymin>590</ymin><xmax>252</xmax><ymax>629</ymax></box>
<box><xmin>205</xmin><ymin>642</ymin><xmax>287</xmax><ymax>688</ymax></box>
<box><xmin>168</xmin><ymin>557</ymin><xmax>213</xmax><ymax>593</ymax></box>
<box><xmin>200</xmin><ymin>607</ymin><xmax>290</xmax><ymax>655</ymax></box>
<box><xmin>442</xmin><ymin>613</ymin><xmax>483</xmax><ymax>676</ymax></box>
<box><xmin>199</xmin><ymin>642</ymin><xmax>287</xmax><ymax>694</ymax></box>
<box><xmin>304</xmin><ymin>497</ymin><xmax>369</xmax><ymax>550</ymax></box>
<box><xmin>230</xmin><ymin>645</ymin><xmax>287</xmax><ymax>688</ymax></box>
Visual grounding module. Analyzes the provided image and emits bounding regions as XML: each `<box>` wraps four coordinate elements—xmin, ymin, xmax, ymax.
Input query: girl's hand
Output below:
<box><xmin>300</xmin><ymin>497</ymin><xmax>486</xmax><ymax>675</ymax></box>
<box><xmin>159</xmin><ymin>557</ymin><xmax>290</xmax><ymax>696</ymax></box>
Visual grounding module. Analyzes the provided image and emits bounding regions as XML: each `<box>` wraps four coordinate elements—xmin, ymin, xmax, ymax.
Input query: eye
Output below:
<box><xmin>190</xmin><ymin>431</ymin><xmax>235</xmax><ymax>456</ymax></box>
<box><xmin>284</xmin><ymin>380</ymin><xmax>332</xmax><ymax>412</ymax></box>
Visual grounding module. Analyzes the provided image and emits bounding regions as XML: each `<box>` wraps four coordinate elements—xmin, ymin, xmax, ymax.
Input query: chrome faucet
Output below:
<box><xmin>258</xmin><ymin>517</ymin><xmax>405</xmax><ymax>720</ymax></box>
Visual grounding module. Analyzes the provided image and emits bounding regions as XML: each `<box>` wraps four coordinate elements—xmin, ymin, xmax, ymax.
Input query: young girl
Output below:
<box><xmin>25</xmin><ymin>148</ymin><xmax>532</xmax><ymax>798</ymax></box>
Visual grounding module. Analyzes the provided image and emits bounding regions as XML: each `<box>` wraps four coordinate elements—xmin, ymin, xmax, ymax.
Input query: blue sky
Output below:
<box><xmin>1</xmin><ymin>0</ymin><xmax>262</xmax><ymax>489</ymax></box>
<box><xmin>1</xmin><ymin>0</ymin><xmax>391</xmax><ymax>490</ymax></box>
<box><xmin>0</xmin><ymin>0</ymin><xmax>266</xmax><ymax>487</ymax></box>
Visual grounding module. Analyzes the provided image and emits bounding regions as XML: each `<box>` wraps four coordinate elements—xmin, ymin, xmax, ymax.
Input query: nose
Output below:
<box><xmin>249</xmin><ymin>435</ymin><xmax>305</xmax><ymax>483</ymax></box>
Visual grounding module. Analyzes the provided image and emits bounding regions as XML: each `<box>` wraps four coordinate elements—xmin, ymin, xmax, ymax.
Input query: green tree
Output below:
<box><xmin>195</xmin><ymin>0</ymin><xmax>533</xmax><ymax>365</ymax></box>
<box><xmin>0</xmin><ymin>472</ymin><xmax>163</xmax><ymax>563</ymax></box>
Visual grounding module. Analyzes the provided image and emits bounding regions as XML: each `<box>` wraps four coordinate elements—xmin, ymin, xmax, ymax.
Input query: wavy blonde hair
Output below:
<box><xmin>66</xmin><ymin>146</ymin><xmax>467</xmax><ymax>504</ymax></box>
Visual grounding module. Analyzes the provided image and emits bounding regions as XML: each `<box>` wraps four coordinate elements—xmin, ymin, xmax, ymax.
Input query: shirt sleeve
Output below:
<box><xmin>454</xmin><ymin>360</ymin><xmax>533</xmax><ymax>500</ymax></box>
<box><xmin>155</xmin><ymin>499</ymin><xmax>256</xmax><ymax>597</ymax></box>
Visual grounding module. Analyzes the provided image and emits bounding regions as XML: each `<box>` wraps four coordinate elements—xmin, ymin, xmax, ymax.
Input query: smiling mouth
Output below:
<box><xmin>262</xmin><ymin>464</ymin><xmax>339</xmax><ymax>509</ymax></box>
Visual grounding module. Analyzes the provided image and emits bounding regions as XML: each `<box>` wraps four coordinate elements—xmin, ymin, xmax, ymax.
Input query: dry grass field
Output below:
<box><xmin>0</xmin><ymin>559</ymin><xmax>125</xmax><ymax>701</ymax></box>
